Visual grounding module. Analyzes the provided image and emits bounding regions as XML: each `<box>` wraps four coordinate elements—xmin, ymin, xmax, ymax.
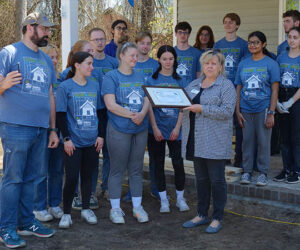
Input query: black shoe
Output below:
<box><xmin>273</xmin><ymin>170</ymin><xmax>287</xmax><ymax>182</ymax></box>
<box><xmin>285</xmin><ymin>172</ymin><xmax>300</xmax><ymax>184</ymax></box>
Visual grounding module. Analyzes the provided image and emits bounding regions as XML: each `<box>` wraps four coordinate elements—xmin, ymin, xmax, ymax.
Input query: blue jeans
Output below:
<box><xmin>100</xmin><ymin>141</ymin><xmax>110</xmax><ymax>192</ymax></box>
<box><xmin>193</xmin><ymin>157</ymin><xmax>227</xmax><ymax>221</ymax></box>
<box><xmin>0</xmin><ymin>123</ymin><xmax>48</xmax><ymax>229</ymax></box>
<box><xmin>34</xmin><ymin>142</ymin><xmax>64</xmax><ymax>210</ymax></box>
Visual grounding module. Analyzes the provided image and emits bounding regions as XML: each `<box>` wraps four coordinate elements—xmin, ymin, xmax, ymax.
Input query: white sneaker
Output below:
<box><xmin>160</xmin><ymin>199</ymin><xmax>170</xmax><ymax>213</ymax></box>
<box><xmin>176</xmin><ymin>198</ymin><xmax>190</xmax><ymax>212</ymax></box>
<box><xmin>33</xmin><ymin>210</ymin><xmax>53</xmax><ymax>222</ymax></box>
<box><xmin>81</xmin><ymin>209</ymin><xmax>98</xmax><ymax>225</ymax></box>
<box><xmin>48</xmin><ymin>206</ymin><xmax>63</xmax><ymax>219</ymax></box>
<box><xmin>133</xmin><ymin>206</ymin><xmax>149</xmax><ymax>223</ymax></box>
<box><xmin>59</xmin><ymin>214</ymin><xmax>72</xmax><ymax>229</ymax></box>
<box><xmin>109</xmin><ymin>208</ymin><xmax>125</xmax><ymax>224</ymax></box>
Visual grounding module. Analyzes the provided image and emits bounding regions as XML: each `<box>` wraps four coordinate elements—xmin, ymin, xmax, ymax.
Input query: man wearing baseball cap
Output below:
<box><xmin>0</xmin><ymin>12</ymin><xmax>59</xmax><ymax>248</ymax></box>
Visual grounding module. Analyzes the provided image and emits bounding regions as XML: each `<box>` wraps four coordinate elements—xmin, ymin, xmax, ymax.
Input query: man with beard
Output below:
<box><xmin>104</xmin><ymin>20</ymin><xmax>128</xmax><ymax>58</ymax></box>
<box><xmin>88</xmin><ymin>28</ymin><xmax>118</xmax><ymax>205</ymax></box>
<box><xmin>277</xmin><ymin>10</ymin><xmax>300</xmax><ymax>55</ymax></box>
<box><xmin>0</xmin><ymin>12</ymin><xmax>59</xmax><ymax>248</ymax></box>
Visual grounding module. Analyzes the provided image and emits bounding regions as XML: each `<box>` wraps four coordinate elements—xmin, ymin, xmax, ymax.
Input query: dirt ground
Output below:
<box><xmin>8</xmin><ymin>183</ymin><xmax>299</xmax><ymax>250</ymax></box>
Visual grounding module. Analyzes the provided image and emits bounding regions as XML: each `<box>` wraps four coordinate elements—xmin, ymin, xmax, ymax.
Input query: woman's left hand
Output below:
<box><xmin>183</xmin><ymin>104</ymin><xmax>202</xmax><ymax>113</ymax></box>
<box><xmin>95</xmin><ymin>137</ymin><xmax>104</xmax><ymax>152</ymax></box>
<box><xmin>169</xmin><ymin>127</ymin><xmax>180</xmax><ymax>141</ymax></box>
<box><xmin>265</xmin><ymin>114</ymin><xmax>274</xmax><ymax>129</ymax></box>
<box><xmin>131</xmin><ymin>112</ymin><xmax>145</xmax><ymax>125</ymax></box>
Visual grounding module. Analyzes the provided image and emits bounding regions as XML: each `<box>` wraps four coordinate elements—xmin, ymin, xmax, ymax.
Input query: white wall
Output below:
<box><xmin>176</xmin><ymin>0</ymin><xmax>281</xmax><ymax>53</ymax></box>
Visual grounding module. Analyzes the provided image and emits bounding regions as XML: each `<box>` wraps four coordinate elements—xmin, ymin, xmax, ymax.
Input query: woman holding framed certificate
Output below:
<box><xmin>101</xmin><ymin>42</ymin><xmax>150</xmax><ymax>224</ymax></box>
<box><xmin>181</xmin><ymin>49</ymin><xmax>236</xmax><ymax>233</ymax></box>
<box><xmin>147</xmin><ymin>45</ymin><xmax>189</xmax><ymax>213</ymax></box>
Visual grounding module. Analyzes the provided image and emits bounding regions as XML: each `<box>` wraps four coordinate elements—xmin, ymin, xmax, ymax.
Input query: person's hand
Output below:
<box><xmin>153</xmin><ymin>127</ymin><xmax>164</xmax><ymax>141</ymax></box>
<box><xmin>236</xmin><ymin>112</ymin><xmax>246</xmax><ymax>128</ymax></box>
<box><xmin>169</xmin><ymin>127</ymin><xmax>180</xmax><ymax>141</ymax></box>
<box><xmin>48</xmin><ymin>131</ymin><xmax>59</xmax><ymax>148</ymax></box>
<box><xmin>276</xmin><ymin>101</ymin><xmax>289</xmax><ymax>114</ymax></box>
<box><xmin>64</xmin><ymin>140</ymin><xmax>75</xmax><ymax>156</ymax></box>
<box><xmin>95</xmin><ymin>137</ymin><xmax>104</xmax><ymax>152</ymax></box>
<box><xmin>183</xmin><ymin>104</ymin><xmax>202</xmax><ymax>113</ymax></box>
<box><xmin>1</xmin><ymin>71</ymin><xmax>22</xmax><ymax>90</ymax></box>
<box><xmin>131</xmin><ymin>112</ymin><xmax>145</xmax><ymax>125</ymax></box>
<box><xmin>282</xmin><ymin>98</ymin><xmax>295</xmax><ymax>110</ymax></box>
<box><xmin>265</xmin><ymin>114</ymin><xmax>274</xmax><ymax>129</ymax></box>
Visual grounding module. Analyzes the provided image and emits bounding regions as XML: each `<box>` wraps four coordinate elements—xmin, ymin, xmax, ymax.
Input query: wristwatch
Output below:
<box><xmin>267</xmin><ymin>110</ymin><xmax>275</xmax><ymax>115</ymax></box>
<box><xmin>48</xmin><ymin>128</ymin><xmax>58</xmax><ymax>132</ymax></box>
<box><xmin>63</xmin><ymin>136</ymin><xmax>71</xmax><ymax>142</ymax></box>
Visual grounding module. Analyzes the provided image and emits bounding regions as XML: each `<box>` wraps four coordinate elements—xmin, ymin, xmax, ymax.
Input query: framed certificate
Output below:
<box><xmin>142</xmin><ymin>86</ymin><xmax>192</xmax><ymax>108</ymax></box>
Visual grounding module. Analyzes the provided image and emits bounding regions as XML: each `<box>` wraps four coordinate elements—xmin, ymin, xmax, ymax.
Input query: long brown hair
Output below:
<box><xmin>194</xmin><ymin>25</ymin><xmax>215</xmax><ymax>50</ymax></box>
<box><xmin>66</xmin><ymin>40</ymin><xmax>90</xmax><ymax>68</ymax></box>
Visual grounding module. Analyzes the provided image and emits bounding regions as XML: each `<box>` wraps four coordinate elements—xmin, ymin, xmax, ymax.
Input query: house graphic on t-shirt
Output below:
<box><xmin>246</xmin><ymin>75</ymin><xmax>261</xmax><ymax>89</ymax></box>
<box><xmin>80</xmin><ymin>100</ymin><xmax>95</xmax><ymax>116</ymax></box>
<box><xmin>225</xmin><ymin>55</ymin><xmax>235</xmax><ymax>68</ymax></box>
<box><xmin>126</xmin><ymin>90</ymin><xmax>142</xmax><ymax>104</ymax></box>
<box><xmin>176</xmin><ymin>63</ymin><xmax>188</xmax><ymax>76</ymax></box>
<box><xmin>282</xmin><ymin>72</ymin><xmax>294</xmax><ymax>86</ymax></box>
<box><xmin>31</xmin><ymin>67</ymin><xmax>46</xmax><ymax>82</ymax></box>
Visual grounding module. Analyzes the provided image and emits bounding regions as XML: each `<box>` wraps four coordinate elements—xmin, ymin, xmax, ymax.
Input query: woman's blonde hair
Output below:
<box><xmin>200</xmin><ymin>49</ymin><xmax>226</xmax><ymax>77</ymax></box>
<box><xmin>40</xmin><ymin>44</ymin><xmax>59</xmax><ymax>77</ymax></box>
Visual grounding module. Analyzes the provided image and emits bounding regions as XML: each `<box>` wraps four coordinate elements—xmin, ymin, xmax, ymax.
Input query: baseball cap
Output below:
<box><xmin>22</xmin><ymin>12</ymin><xmax>54</xmax><ymax>27</ymax></box>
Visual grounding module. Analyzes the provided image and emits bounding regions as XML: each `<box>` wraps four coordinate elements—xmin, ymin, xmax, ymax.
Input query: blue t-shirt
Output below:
<box><xmin>101</xmin><ymin>69</ymin><xmax>148</xmax><ymax>134</ymax></box>
<box><xmin>276</xmin><ymin>51</ymin><xmax>300</xmax><ymax>88</ymax></box>
<box><xmin>0</xmin><ymin>41</ymin><xmax>56</xmax><ymax>128</ymax></box>
<box><xmin>214</xmin><ymin>36</ymin><xmax>250</xmax><ymax>83</ymax></box>
<box><xmin>277</xmin><ymin>40</ymin><xmax>289</xmax><ymax>56</ymax></box>
<box><xmin>235</xmin><ymin>56</ymin><xmax>280</xmax><ymax>113</ymax></box>
<box><xmin>52</xmin><ymin>77</ymin><xmax>61</xmax><ymax>98</ymax></box>
<box><xmin>147</xmin><ymin>73</ymin><xmax>184</xmax><ymax>140</ymax></box>
<box><xmin>56</xmin><ymin>78</ymin><xmax>101</xmax><ymax>147</ymax></box>
<box><xmin>60</xmin><ymin>67</ymin><xmax>102</xmax><ymax>83</ymax></box>
<box><xmin>134</xmin><ymin>58</ymin><xmax>159</xmax><ymax>82</ymax></box>
<box><xmin>174</xmin><ymin>46</ymin><xmax>201</xmax><ymax>87</ymax></box>
<box><xmin>93</xmin><ymin>55</ymin><xmax>119</xmax><ymax>77</ymax></box>
<box><xmin>60</xmin><ymin>67</ymin><xmax>104</xmax><ymax>108</ymax></box>
<box><xmin>104</xmin><ymin>39</ymin><xmax>118</xmax><ymax>58</ymax></box>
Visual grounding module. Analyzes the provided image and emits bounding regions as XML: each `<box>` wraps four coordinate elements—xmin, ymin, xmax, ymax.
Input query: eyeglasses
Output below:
<box><xmin>90</xmin><ymin>38</ymin><xmax>106</xmax><ymax>43</ymax></box>
<box><xmin>115</xmin><ymin>26</ymin><xmax>127</xmax><ymax>32</ymax></box>
<box><xmin>177</xmin><ymin>31</ymin><xmax>190</xmax><ymax>36</ymax></box>
<box><xmin>248</xmin><ymin>41</ymin><xmax>261</xmax><ymax>46</ymax></box>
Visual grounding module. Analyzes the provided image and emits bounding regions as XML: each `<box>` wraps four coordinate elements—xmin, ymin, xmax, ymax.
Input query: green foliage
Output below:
<box><xmin>286</xmin><ymin>0</ymin><xmax>300</xmax><ymax>10</ymax></box>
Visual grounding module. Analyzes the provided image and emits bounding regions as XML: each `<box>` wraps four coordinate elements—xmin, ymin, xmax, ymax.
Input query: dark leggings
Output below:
<box><xmin>147</xmin><ymin>133</ymin><xmax>185</xmax><ymax>192</ymax></box>
<box><xmin>63</xmin><ymin>145</ymin><xmax>98</xmax><ymax>214</ymax></box>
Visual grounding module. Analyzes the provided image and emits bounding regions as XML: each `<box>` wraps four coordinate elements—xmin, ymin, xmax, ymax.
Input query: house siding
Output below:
<box><xmin>177</xmin><ymin>0</ymin><xmax>279</xmax><ymax>53</ymax></box>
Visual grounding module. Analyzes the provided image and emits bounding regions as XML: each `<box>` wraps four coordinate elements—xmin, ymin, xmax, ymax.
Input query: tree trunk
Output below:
<box><xmin>15</xmin><ymin>0</ymin><xmax>27</xmax><ymax>40</ymax></box>
<box><xmin>141</xmin><ymin>0</ymin><xmax>154</xmax><ymax>31</ymax></box>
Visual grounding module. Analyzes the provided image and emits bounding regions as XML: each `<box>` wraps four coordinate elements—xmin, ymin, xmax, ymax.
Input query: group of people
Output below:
<box><xmin>0</xmin><ymin>8</ymin><xmax>299</xmax><ymax>249</ymax></box>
